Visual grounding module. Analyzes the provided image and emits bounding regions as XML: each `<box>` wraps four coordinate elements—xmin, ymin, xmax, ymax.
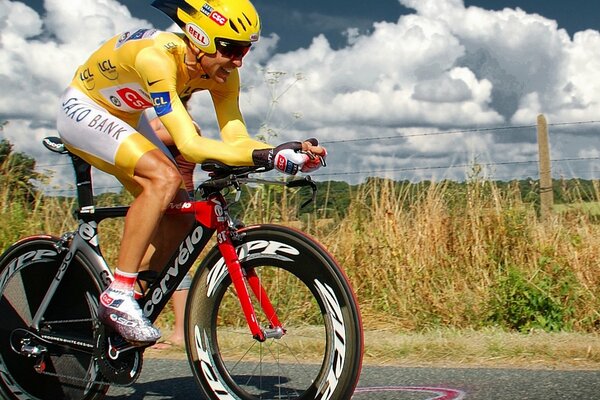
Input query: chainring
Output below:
<box><xmin>93</xmin><ymin>324</ymin><xmax>144</xmax><ymax>386</ymax></box>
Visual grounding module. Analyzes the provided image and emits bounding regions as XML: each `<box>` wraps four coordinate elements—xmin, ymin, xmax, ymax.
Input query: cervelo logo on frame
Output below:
<box><xmin>143</xmin><ymin>225</ymin><xmax>205</xmax><ymax>316</ymax></box>
<box><xmin>186</xmin><ymin>23</ymin><xmax>210</xmax><ymax>48</ymax></box>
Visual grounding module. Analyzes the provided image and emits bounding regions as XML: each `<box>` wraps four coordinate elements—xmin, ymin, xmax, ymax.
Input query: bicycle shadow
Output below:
<box><xmin>107</xmin><ymin>375</ymin><xmax>294</xmax><ymax>399</ymax></box>
<box><xmin>106</xmin><ymin>376</ymin><xmax>201</xmax><ymax>399</ymax></box>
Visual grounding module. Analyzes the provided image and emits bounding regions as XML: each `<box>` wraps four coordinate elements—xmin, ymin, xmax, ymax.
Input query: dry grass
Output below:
<box><xmin>2</xmin><ymin>176</ymin><xmax>600</xmax><ymax>367</ymax></box>
<box><xmin>307</xmin><ymin>179</ymin><xmax>600</xmax><ymax>333</ymax></box>
<box><xmin>145</xmin><ymin>327</ymin><xmax>600</xmax><ymax>370</ymax></box>
<box><xmin>362</xmin><ymin>328</ymin><xmax>600</xmax><ymax>370</ymax></box>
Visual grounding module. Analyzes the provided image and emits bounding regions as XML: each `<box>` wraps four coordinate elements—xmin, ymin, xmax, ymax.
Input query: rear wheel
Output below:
<box><xmin>0</xmin><ymin>236</ymin><xmax>109</xmax><ymax>400</ymax></box>
<box><xmin>186</xmin><ymin>225</ymin><xmax>363</xmax><ymax>400</ymax></box>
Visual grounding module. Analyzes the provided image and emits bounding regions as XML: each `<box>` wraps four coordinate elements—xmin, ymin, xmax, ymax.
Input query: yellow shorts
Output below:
<box><xmin>57</xmin><ymin>87</ymin><xmax>174</xmax><ymax>195</ymax></box>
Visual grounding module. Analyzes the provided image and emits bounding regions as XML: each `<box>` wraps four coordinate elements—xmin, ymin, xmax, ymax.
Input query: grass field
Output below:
<box><xmin>2</xmin><ymin>177</ymin><xmax>600</xmax><ymax>369</ymax></box>
<box><xmin>145</xmin><ymin>326</ymin><xmax>600</xmax><ymax>370</ymax></box>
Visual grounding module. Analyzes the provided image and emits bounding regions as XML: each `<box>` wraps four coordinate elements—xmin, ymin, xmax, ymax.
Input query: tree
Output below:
<box><xmin>0</xmin><ymin>133</ymin><xmax>40</xmax><ymax>202</ymax></box>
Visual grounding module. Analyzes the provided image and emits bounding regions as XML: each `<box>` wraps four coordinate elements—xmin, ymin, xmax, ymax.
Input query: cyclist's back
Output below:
<box><xmin>71</xmin><ymin>29</ymin><xmax>237</xmax><ymax>123</ymax></box>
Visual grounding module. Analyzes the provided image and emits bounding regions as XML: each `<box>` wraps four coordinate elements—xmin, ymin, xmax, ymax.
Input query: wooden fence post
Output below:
<box><xmin>537</xmin><ymin>114</ymin><xmax>553</xmax><ymax>220</ymax></box>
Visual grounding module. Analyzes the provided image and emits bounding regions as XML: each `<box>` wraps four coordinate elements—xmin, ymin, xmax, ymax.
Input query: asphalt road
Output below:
<box><xmin>106</xmin><ymin>358</ymin><xmax>600</xmax><ymax>399</ymax></box>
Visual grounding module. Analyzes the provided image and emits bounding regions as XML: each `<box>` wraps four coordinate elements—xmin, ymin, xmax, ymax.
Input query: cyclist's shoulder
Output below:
<box><xmin>111</xmin><ymin>28</ymin><xmax>186</xmax><ymax>54</ymax></box>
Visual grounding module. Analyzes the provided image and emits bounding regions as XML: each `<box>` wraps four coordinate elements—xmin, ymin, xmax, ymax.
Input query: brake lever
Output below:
<box><xmin>286</xmin><ymin>176</ymin><xmax>317</xmax><ymax>208</ymax></box>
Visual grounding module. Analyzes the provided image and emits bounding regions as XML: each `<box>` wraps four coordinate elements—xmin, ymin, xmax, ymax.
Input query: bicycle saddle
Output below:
<box><xmin>43</xmin><ymin>136</ymin><xmax>69</xmax><ymax>154</ymax></box>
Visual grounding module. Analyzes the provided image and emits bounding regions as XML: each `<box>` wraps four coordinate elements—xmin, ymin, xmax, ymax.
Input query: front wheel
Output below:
<box><xmin>186</xmin><ymin>225</ymin><xmax>363</xmax><ymax>400</ymax></box>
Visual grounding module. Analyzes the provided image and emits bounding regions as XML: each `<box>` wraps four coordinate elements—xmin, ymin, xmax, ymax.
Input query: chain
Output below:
<box><xmin>35</xmin><ymin>368</ymin><xmax>133</xmax><ymax>388</ymax></box>
<box><xmin>15</xmin><ymin>328</ymin><xmax>133</xmax><ymax>388</ymax></box>
<box><xmin>35</xmin><ymin>368</ymin><xmax>112</xmax><ymax>387</ymax></box>
<box><xmin>43</xmin><ymin>318</ymin><xmax>95</xmax><ymax>325</ymax></box>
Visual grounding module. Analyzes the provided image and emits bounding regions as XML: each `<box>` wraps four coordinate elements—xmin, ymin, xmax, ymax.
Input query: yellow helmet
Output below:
<box><xmin>151</xmin><ymin>0</ymin><xmax>261</xmax><ymax>54</ymax></box>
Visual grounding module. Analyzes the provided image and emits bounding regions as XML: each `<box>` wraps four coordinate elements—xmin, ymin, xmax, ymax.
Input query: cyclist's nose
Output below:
<box><xmin>231</xmin><ymin>58</ymin><xmax>243</xmax><ymax>68</ymax></box>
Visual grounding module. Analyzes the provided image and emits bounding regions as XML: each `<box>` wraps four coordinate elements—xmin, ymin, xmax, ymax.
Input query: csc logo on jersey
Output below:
<box><xmin>151</xmin><ymin>92</ymin><xmax>173</xmax><ymax>116</ymax></box>
<box><xmin>116</xmin><ymin>88</ymin><xmax>152</xmax><ymax>109</ymax></box>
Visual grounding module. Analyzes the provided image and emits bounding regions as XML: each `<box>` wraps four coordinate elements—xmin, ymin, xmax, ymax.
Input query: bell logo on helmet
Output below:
<box><xmin>186</xmin><ymin>23</ymin><xmax>210</xmax><ymax>48</ymax></box>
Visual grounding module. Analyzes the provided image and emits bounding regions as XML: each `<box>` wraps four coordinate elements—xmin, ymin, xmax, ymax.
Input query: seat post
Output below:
<box><xmin>70</xmin><ymin>154</ymin><xmax>94</xmax><ymax>208</ymax></box>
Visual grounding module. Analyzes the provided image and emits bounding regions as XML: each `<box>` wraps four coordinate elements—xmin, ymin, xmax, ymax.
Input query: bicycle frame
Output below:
<box><xmin>36</xmin><ymin>138</ymin><xmax>284</xmax><ymax>343</ymax></box>
<box><xmin>158</xmin><ymin>193</ymin><xmax>284</xmax><ymax>341</ymax></box>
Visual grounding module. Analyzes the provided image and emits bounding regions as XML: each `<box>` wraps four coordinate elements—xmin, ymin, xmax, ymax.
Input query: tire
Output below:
<box><xmin>186</xmin><ymin>225</ymin><xmax>363</xmax><ymax>400</ymax></box>
<box><xmin>0</xmin><ymin>236</ymin><xmax>109</xmax><ymax>400</ymax></box>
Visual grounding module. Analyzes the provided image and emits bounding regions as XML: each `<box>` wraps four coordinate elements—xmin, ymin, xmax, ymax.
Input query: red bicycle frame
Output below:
<box><xmin>166</xmin><ymin>192</ymin><xmax>283</xmax><ymax>342</ymax></box>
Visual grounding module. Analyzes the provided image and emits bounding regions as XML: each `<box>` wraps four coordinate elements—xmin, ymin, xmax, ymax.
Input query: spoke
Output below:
<box><xmin>227</xmin><ymin>334</ymin><xmax>260</xmax><ymax>373</ymax></box>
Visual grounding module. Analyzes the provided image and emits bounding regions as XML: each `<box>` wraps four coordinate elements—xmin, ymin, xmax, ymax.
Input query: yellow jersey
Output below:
<box><xmin>70</xmin><ymin>28</ymin><xmax>269</xmax><ymax>165</ymax></box>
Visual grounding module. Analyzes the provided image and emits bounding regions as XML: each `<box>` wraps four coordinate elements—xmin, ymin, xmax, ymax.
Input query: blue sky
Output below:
<box><xmin>24</xmin><ymin>0</ymin><xmax>600</xmax><ymax>51</ymax></box>
<box><xmin>5</xmin><ymin>0</ymin><xmax>600</xmax><ymax>190</ymax></box>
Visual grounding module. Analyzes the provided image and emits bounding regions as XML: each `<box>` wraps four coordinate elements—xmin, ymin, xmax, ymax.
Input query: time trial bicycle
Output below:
<box><xmin>0</xmin><ymin>136</ymin><xmax>363</xmax><ymax>400</ymax></box>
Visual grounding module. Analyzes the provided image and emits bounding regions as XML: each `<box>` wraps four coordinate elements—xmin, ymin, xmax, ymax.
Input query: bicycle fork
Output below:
<box><xmin>217</xmin><ymin>237</ymin><xmax>284</xmax><ymax>342</ymax></box>
<box><xmin>193</xmin><ymin>194</ymin><xmax>284</xmax><ymax>342</ymax></box>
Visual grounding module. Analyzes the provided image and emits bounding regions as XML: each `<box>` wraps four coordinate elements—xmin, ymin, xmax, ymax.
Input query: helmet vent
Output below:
<box><xmin>237</xmin><ymin>17</ymin><xmax>247</xmax><ymax>31</ymax></box>
<box><xmin>229</xmin><ymin>19</ymin><xmax>240</xmax><ymax>33</ymax></box>
<box><xmin>243</xmin><ymin>13</ymin><xmax>253</xmax><ymax>26</ymax></box>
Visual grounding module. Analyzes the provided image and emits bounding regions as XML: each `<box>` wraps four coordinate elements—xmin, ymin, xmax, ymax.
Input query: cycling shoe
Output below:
<box><xmin>98</xmin><ymin>287</ymin><xmax>161</xmax><ymax>345</ymax></box>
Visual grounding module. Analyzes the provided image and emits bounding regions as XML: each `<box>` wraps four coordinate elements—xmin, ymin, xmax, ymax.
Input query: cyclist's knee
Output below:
<box><xmin>135</xmin><ymin>154</ymin><xmax>183</xmax><ymax>199</ymax></box>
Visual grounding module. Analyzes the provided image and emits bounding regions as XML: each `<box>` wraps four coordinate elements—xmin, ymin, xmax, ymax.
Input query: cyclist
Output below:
<box><xmin>56</xmin><ymin>0</ymin><xmax>326</xmax><ymax>344</ymax></box>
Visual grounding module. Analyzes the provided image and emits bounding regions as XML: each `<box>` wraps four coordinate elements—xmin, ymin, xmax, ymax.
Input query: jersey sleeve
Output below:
<box><xmin>135</xmin><ymin>45</ymin><xmax>271</xmax><ymax>166</ymax></box>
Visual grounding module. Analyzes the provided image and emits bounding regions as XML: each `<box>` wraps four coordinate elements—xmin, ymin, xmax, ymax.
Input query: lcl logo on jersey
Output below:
<box><xmin>151</xmin><ymin>92</ymin><xmax>173</xmax><ymax>117</ymax></box>
<box><xmin>186</xmin><ymin>23</ymin><xmax>210</xmax><ymax>48</ymax></box>
<box><xmin>98</xmin><ymin>59</ymin><xmax>118</xmax><ymax>80</ymax></box>
<box><xmin>79</xmin><ymin>68</ymin><xmax>95</xmax><ymax>90</ymax></box>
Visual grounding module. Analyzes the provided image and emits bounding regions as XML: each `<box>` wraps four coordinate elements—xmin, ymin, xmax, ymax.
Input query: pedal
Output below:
<box><xmin>33</xmin><ymin>357</ymin><xmax>47</xmax><ymax>373</ymax></box>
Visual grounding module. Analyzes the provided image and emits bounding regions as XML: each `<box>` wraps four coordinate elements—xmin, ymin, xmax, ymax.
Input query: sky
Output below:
<box><xmin>2</xmin><ymin>0</ymin><xmax>600</xmax><ymax>194</ymax></box>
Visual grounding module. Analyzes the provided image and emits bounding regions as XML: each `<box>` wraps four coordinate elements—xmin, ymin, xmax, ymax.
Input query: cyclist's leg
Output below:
<box><xmin>127</xmin><ymin>105</ymin><xmax>196</xmax><ymax>286</ymax></box>
<box><xmin>57</xmin><ymin>87</ymin><xmax>184</xmax><ymax>343</ymax></box>
<box><xmin>119</xmin><ymin>149</ymin><xmax>188</xmax><ymax>272</ymax></box>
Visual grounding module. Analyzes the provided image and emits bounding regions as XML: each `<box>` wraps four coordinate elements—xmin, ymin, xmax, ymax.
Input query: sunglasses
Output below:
<box><xmin>216</xmin><ymin>39</ymin><xmax>252</xmax><ymax>59</ymax></box>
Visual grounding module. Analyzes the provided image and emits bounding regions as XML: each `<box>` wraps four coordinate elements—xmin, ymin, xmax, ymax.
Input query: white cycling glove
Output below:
<box><xmin>274</xmin><ymin>149</ymin><xmax>309</xmax><ymax>175</ymax></box>
<box><xmin>252</xmin><ymin>139</ymin><xmax>327</xmax><ymax>175</ymax></box>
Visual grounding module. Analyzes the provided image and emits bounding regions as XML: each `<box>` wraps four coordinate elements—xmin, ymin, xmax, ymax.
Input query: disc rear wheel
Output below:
<box><xmin>0</xmin><ymin>237</ymin><xmax>109</xmax><ymax>400</ymax></box>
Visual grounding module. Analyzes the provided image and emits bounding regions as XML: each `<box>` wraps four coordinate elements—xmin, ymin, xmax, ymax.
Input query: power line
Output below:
<box><xmin>323</xmin><ymin>120</ymin><xmax>600</xmax><ymax>144</ymax></box>
<box><xmin>33</xmin><ymin>121</ymin><xmax>600</xmax><ymax>191</ymax></box>
<box><xmin>312</xmin><ymin>157</ymin><xmax>600</xmax><ymax>178</ymax></box>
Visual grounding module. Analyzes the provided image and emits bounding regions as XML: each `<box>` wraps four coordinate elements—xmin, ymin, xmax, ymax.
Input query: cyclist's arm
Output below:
<box><xmin>175</xmin><ymin>70</ymin><xmax>272</xmax><ymax>165</ymax></box>
<box><xmin>136</xmin><ymin>47</ymin><xmax>270</xmax><ymax>165</ymax></box>
<box><xmin>209</xmin><ymin>70</ymin><xmax>270</xmax><ymax>148</ymax></box>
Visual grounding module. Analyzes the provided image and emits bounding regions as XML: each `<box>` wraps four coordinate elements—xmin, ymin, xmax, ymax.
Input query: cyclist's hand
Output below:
<box><xmin>274</xmin><ymin>149</ymin><xmax>309</xmax><ymax>175</ymax></box>
<box><xmin>252</xmin><ymin>138</ymin><xmax>328</xmax><ymax>175</ymax></box>
<box><xmin>300</xmin><ymin>138</ymin><xmax>327</xmax><ymax>173</ymax></box>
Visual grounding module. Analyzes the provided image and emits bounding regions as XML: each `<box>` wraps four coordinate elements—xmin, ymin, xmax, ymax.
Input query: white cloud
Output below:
<box><xmin>0</xmin><ymin>0</ymin><xmax>598</xmax><ymax>190</ymax></box>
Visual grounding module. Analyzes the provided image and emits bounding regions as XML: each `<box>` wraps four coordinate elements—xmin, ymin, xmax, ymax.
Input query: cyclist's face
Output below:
<box><xmin>199</xmin><ymin>47</ymin><xmax>245</xmax><ymax>84</ymax></box>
